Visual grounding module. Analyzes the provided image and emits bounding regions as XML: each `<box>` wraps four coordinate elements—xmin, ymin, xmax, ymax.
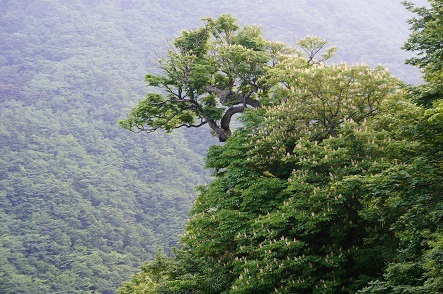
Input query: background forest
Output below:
<box><xmin>0</xmin><ymin>0</ymin><xmax>431</xmax><ymax>293</ymax></box>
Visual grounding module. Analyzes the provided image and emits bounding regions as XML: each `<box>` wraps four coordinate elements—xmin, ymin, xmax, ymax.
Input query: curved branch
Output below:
<box><xmin>220</xmin><ymin>105</ymin><xmax>246</xmax><ymax>136</ymax></box>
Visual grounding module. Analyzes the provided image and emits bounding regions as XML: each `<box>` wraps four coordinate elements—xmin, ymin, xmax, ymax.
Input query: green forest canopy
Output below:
<box><xmin>1</xmin><ymin>1</ymin><xmax>214</xmax><ymax>293</ymax></box>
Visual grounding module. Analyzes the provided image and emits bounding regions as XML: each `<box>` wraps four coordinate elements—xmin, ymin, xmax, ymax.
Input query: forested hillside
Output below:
<box><xmin>0</xmin><ymin>0</ymin><xmax>429</xmax><ymax>293</ymax></box>
<box><xmin>0</xmin><ymin>1</ymin><xmax>215</xmax><ymax>293</ymax></box>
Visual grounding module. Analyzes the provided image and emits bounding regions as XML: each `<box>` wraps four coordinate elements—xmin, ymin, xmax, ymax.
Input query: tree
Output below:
<box><xmin>118</xmin><ymin>15</ymin><xmax>335</xmax><ymax>142</ymax></box>
<box><xmin>185</xmin><ymin>62</ymin><xmax>400</xmax><ymax>293</ymax></box>
<box><xmin>403</xmin><ymin>0</ymin><xmax>443</xmax><ymax>73</ymax></box>
<box><xmin>118</xmin><ymin>251</ymin><xmax>173</xmax><ymax>294</ymax></box>
<box><xmin>118</xmin><ymin>10</ymin><xmax>443</xmax><ymax>294</ymax></box>
<box><xmin>359</xmin><ymin>1</ymin><xmax>443</xmax><ymax>292</ymax></box>
<box><xmin>403</xmin><ymin>0</ymin><xmax>443</xmax><ymax>106</ymax></box>
<box><xmin>356</xmin><ymin>89</ymin><xmax>443</xmax><ymax>294</ymax></box>
<box><xmin>119</xmin><ymin>56</ymin><xmax>402</xmax><ymax>292</ymax></box>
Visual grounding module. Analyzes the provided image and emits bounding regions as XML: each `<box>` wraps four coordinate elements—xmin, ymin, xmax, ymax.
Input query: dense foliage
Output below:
<box><xmin>119</xmin><ymin>1</ymin><xmax>442</xmax><ymax>293</ymax></box>
<box><xmin>359</xmin><ymin>1</ymin><xmax>443</xmax><ymax>292</ymax></box>
<box><xmin>0</xmin><ymin>0</ymin><xmax>430</xmax><ymax>293</ymax></box>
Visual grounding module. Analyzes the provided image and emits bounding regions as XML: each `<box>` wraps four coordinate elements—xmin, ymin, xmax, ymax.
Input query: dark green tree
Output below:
<box><xmin>360</xmin><ymin>1</ymin><xmax>443</xmax><ymax>292</ymax></box>
<box><xmin>403</xmin><ymin>0</ymin><xmax>443</xmax><ymax>106</ymax></box>
<box><xmin>403</xmin><ymin>0</ymin><xmax>443</xmax><ymax>73</ymax></box>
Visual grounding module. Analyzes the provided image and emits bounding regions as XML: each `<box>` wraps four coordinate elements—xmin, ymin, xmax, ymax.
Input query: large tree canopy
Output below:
<box><xmin>118</xmin><ymin>30</ymin><xmax>407</xmax><ymax>293</ymax></box>
<box><xmin>119</xmin><ymin>15</ymin><xmax>335</xmax><ymax>142</ymax></box>
<box><xmin>119</xmin><ymin>6</ymin><xmax>442</xmax><ymax>293</ymax></box>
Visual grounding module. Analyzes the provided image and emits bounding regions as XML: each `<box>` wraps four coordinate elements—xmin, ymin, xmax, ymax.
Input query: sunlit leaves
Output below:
<box><xmin>173</xmin><ymin>27</ymin><xmax>210</xmax><ymax>57</ymax></box>
<box><xmin>119</xmin><ymin>93</ymin><xmax>199</xmax><ymax>133</ymax></box>
<box><xmin>204</xmin><ymin>14</ymin><xmax>239</xmax><ymax>44</ymax></box>
<box><xmin>296</xmin><ymin>35</ymin><xmax>337</xmax><ymax>65</ymax></box>
<box><xmin>268</xmin><ymin>63</ymin><xmax>398</xmax><ymax>135</ymax></box>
